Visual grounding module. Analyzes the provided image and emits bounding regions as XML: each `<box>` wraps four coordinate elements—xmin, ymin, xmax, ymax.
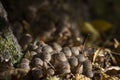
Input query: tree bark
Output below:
<box><xmin>0</xmin><ymin>1</ymin><xmax>22</xmax><ymax>64</ymax></box>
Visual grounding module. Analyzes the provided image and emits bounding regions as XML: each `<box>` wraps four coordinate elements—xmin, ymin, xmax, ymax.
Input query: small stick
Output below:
<box><xmin>82</xmin><ymin>34</ymin><xmax>90</xmax><ymax>55</ymax></box>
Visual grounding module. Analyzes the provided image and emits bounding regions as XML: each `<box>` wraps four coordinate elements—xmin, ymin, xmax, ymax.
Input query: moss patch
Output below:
<box><xmin>0</xmin><ymin>28</ymin><xmax>23</xmax><ymax>64</ymax></box>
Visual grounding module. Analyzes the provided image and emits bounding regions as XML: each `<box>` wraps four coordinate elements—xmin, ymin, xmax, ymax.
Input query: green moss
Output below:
<box><xmin>0</xmin><ymin>28</ymin><xmax>23</xmax><ymax>64</ymax></box>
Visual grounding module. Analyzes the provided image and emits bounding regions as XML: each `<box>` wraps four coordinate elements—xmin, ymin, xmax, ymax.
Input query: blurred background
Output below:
<box><xmin>1</xmin><ymin>0</ymin><xmax>120</xmax><ymax>47</ymax></box>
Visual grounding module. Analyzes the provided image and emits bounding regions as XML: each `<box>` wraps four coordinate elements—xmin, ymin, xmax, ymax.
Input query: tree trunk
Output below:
<box><xmin>0</xmin><ymin>1</ymin><xmax>22</xmax><ymax>64</ymax></box>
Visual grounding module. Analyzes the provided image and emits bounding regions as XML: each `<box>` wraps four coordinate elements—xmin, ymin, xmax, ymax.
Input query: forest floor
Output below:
<box><xmin>0</xmin><ymin>0</ymin><xmax>120</xmax><ymax>80</ymax></box>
